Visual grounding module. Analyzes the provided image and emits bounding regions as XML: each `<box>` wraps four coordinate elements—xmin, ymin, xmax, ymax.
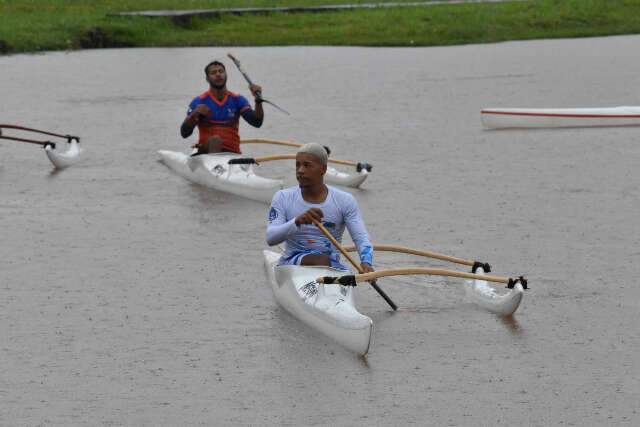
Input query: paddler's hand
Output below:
<box><xmin>249</xmin><ymin>83</ymin><xmax>263</xmax><ymax>100</ymax></box>
<box><xmin>361</xmin><ymin>263</ymin><xmax>377</xmax><ymax>285</ymax></box>
<box><xmin>295</xmin><ymin>208</ymin><xmax>323</xmax><ymax>226</ymax></box>
<box><xmin>192</xmin><ymin>104</ymin><xmax>210</xmax><ymax>121</ymax></box>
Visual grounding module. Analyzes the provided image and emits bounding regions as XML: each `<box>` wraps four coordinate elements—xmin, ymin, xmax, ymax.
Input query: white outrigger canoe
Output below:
<box><xmin>158</xmin><ymin>150</ymin><xmax>283</xmax><ymax>203</ymax></box>
<box><xmin>264</xmin><ymin>245</ymin><xmax>525</xmax><ymax>355</ymax></box>
<box><xmin>159</xmin><ymin>146</ymin><xmax>372</xmax><ymax>203</ymax></box>
<box><xmin>263</xmin><ymin>249</ymin><xmax>373</xmax><ymax>355</ymax></box>
<box><xmin>481</xmin><ymin>106</ymin><xmax>640</xmax><ymax>129</ymax></box>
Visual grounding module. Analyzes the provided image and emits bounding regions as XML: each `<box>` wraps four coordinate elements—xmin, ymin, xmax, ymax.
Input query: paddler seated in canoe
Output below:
<box><xmin>180</xmin><ymin>60</ymin><xmax>264</xmax><ymax>155</ymax></box>
<box><xmin>266</xmin><ymin>143</ymin><xmax>376</xmax><ymax>277</ymax></box>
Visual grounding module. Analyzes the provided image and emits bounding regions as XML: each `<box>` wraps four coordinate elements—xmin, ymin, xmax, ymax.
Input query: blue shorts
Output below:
<box><xmin>279</xmin><ymin>250</ymin><xmax>347</xmax><ymax>270</ymax></box>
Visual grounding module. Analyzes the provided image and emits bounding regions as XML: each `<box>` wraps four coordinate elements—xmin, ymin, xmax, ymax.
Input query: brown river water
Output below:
<box><xmin>1</xmin><ymin>36</ymin><xmax>639</xmax><ymax>426</ymax></box>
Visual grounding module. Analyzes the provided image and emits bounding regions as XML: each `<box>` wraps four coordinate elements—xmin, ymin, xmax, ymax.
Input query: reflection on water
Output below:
<box><xmin>499</xmin><ymin>314</ymin><xmax>524</xmax><ymax>337</ymax></box>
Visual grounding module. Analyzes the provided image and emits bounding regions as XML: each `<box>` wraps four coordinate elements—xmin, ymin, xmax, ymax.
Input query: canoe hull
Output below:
<box><xmin>158</xmin><ymin>150</ymin><xmax>283</xmax><ymax>203</ymax></box>
<box><xmin>263</xmin><ymin>250</ymin><xmax>373</xmax><ymax>355</ymax></box>
<box><xmin>481</xmin><ymin>106</ymin><xmax>640</xmax><ymax>129</ymax></box>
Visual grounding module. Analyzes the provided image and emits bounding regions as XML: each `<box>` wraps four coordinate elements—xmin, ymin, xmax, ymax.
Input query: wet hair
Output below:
<box><xmin>204</xmin><ymin>60</ymin><xmax>226</xmax><ymax>75</ymax></box>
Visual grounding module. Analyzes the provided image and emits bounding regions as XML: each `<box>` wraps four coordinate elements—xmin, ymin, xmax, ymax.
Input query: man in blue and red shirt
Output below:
<box><xmin>181</xmin><ymin>60</ymin><xmax>264</xmax><ymax>154</ymax></box>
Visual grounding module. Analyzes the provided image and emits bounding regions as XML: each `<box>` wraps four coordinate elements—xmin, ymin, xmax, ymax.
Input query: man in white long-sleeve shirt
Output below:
<box><xmin>266</xmin><ymin>143</ymin><xmax>375</xmax><ymax>275</ymax></box>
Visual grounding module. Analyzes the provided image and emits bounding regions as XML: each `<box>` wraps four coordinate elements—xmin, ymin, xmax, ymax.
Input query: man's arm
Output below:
<box><xmin>241</xmin><ymin>105</ymin><xmax>263</xmax><ymax>128</ymax></box>
<box><xmin>240</xmin><ymin>84</ymin><xmax>264</xmax><ymax>128</ymax></box>
<box><xmin>181</xmin><ymin>104</ymin><xmax>210</xmax><ymax>138</ymax></box>
<box><xmin>266</xmin><ymin>192</ymin><xmax>297</xmax><ymax>246</ymax></box>
<box><xmin>344</xmin><ymin>196</ymin><xmax>374</xmax><ymax>267</ymax></box>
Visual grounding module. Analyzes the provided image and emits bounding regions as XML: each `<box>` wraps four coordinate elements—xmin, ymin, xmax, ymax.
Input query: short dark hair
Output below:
<box><xmin>204</xmin><ymin>60</ymin><xmax>226</xmax><ymax>75</ymax></box>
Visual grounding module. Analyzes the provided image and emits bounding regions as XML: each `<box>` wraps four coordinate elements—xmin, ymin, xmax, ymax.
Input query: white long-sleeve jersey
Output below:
<box><xmin>266</xmin><ymin>186</ymin><xmax>373</xmax><ymax>269</ymax></box>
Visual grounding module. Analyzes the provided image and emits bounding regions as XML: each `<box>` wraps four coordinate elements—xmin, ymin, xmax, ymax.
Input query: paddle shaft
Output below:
<box><xmin>227</xmin><ymin>53</ymin><xmax>290</xmax><ymax>115</ymax></box>
<box><xmin>343</xmin><ymin>244</ymin><xmax>475</xmax><ymax>267</ymax></box>
<box><xmin>312</xmin><ymin>219</ymin><xmax>398</xmax><ymax>310</ymax></box>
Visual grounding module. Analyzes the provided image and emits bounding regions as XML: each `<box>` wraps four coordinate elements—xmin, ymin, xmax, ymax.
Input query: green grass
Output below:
<box><xmin>1</xmin><ymin>0</ymin><xmax>640</xmax><ymax>54</ymax></box>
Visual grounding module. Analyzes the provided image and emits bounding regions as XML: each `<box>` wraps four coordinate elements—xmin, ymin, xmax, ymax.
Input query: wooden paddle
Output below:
<box><xmin>227</xmin><ymin>53</ymin><xmax>290</xmax><ymax>115</ymax></box>
<box><xmin>311</xmin><ymin>218</ymin><xmax>398</xmax><ymax>311</ymax></box>
<box><xmin>342</xmin><ymin>244</ymin><xmax>491</xmax><ymax>272</ymax></box>
<box><xmin>316</xmin><ymin>268</ymin><xmax>528</xmax><ymax>289</ymax></box>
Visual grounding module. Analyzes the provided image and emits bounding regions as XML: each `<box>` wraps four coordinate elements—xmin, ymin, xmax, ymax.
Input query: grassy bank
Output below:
<box><xmin>1</xmin><ymin>0</ymin><xmax>639</xmax><ymax>54</ymax></box>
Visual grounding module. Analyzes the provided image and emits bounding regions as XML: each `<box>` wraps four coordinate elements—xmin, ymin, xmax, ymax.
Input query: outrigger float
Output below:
<box><xmin>158</xmin><ymin>139</ymin><xmax>372</xmax><ymax>203</ymax></box>
<box><xmin>264</xmin><ymin>221</ymin><xmax>527</xmax><ymax>356</ymax></box>
<box><xmin>0</xmin><ymin>124</ymin><xmax>82</xmax><ymax>169</ymax></box>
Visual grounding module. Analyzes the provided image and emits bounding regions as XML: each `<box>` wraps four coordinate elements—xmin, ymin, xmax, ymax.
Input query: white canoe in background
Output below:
<box><xmin>481</xmin><ymin>106</ymin><xmax>640</xmax><ymax>129</ymax></box>
<box><xmin>263</xmin><ymin>250</ymin><xmax>373</xmax><ymax>355</ymax></box>
<box><xmin>45</xmin><ymin>140</ymin><xmax>82</xmax><ymax>169</ymax></box>
<box><xmin>158</xmin><ymin>150</ymin><xmax>283</xmax><ymax>203</ymax></box>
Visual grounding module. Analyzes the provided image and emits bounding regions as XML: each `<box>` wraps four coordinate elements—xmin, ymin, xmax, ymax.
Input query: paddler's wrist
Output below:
<box><xmin>186</xmin><ymin>114</ymin><xmax>199</xmax><ymax>126</ymax></box>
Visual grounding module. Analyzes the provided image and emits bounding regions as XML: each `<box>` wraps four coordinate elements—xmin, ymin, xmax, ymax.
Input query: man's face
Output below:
<box><xmin>206</xmin><ymin>64</ymin><xmax>227</xmax><ymax>89</ymax></box>
<box><xmin>296</xmin><ymin>153</ymin><xmax>326</xmax><ymax>188</ymax></box>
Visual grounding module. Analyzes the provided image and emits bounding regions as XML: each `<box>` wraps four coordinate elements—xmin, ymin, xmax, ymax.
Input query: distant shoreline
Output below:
<box><xmin>114</xmin><ymin>0</ymin><xmax>528</xmax><ymax>20</ymax></box>
<box><xmin>1</xmin><ymin>0</ymin><xmax>639</xmax><ymax>54</ymax></box>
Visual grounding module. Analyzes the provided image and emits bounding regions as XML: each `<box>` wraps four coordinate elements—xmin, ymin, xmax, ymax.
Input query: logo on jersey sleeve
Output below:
<box><xmin>268</xmin><ymin>207</ymin><xmax>278</xmax><ymax>222</ymax></box>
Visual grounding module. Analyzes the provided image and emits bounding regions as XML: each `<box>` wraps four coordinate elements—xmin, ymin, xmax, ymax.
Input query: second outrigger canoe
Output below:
<box><xmin>159</xmin><ymin>148</ymin><xmax>372</xmax><ymax>203</ymax></box>
<box><xmin>481</xmin><ymin>106</ymin><xmax>640</xmax><ymax>129</ymax></box>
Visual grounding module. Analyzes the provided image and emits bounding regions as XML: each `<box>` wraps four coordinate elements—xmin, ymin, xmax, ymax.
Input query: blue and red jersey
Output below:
<box><xmin>187</xmin><ymin>90</ymin><xmax>252</xmax><ymax>153</ymax></box>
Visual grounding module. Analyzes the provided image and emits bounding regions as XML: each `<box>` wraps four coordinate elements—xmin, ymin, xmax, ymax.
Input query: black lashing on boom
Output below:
<box><xmin>228</xmin><ymin>158</ymin><xmax>257</xmax><ymax>165</ymax></box>
<box><xmin>472</xmin><ymin>261</ymin><xmax>492</xmax><ymax>273</ymax></box>
<box><xmin>507</xmin><ymin>276</ymin><xmax>528</xmax><ymax>290</ymax></box>
<box><xmin>321</xmin><ymin>275</ymin><xmax>358</xmax><ymax>287</ymax></box>
<box><xmin>356</xmin><ymin>162</ymin><xmax>372</xmax><ymax>172</ymax></box>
